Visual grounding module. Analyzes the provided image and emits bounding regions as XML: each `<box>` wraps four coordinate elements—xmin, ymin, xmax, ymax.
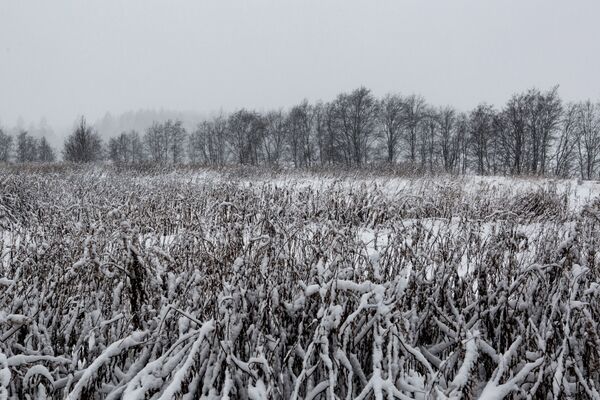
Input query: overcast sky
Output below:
<box><xmin>1</xmin><ymin>0</ymin><xmax>599</xmax><ymax>129</ymax></box>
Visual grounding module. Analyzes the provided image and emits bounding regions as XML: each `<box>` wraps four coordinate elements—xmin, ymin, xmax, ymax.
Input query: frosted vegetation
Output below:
<box><xmin>1</xmin><ymin>165</ymin><xmax>600</xmax><ymax>398</ymax></box>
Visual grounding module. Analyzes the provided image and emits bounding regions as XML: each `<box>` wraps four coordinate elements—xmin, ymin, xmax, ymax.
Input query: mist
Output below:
<box><xmin>2</xmin><ymin>0</ymin><xmax>600</xmax><ymax>143</ymax></box>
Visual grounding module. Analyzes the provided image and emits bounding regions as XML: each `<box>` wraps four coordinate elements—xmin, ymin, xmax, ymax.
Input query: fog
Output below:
<box><xmin>1</xmin><ymin>0</ymin><xmax>600</xmax><ymax>141</ymax></box>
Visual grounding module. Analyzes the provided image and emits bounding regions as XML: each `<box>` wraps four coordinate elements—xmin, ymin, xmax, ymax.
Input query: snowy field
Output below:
<box><xmin>1</xmin><ymin>167</ymin><xmax>600</xmax><ymax>399</ymax></box>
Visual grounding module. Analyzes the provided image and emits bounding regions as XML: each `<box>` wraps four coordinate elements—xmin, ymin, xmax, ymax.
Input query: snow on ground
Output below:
<box><xmin>180</xmin><ymin>170</ymin><xmax>600</xmax><ymax>212</ymax></box>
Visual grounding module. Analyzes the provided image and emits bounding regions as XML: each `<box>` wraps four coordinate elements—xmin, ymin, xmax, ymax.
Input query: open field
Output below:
<box><xmin>1</xmin><ymin>167</ymin><xmax>600</xmax><ymax>399</ymax></box>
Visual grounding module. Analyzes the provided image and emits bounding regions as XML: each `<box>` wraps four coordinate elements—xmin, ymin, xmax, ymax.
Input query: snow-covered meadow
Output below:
<box><xmin>1</xmin><ymin>166</ymin><xmax>600</xmax><ymax>399</ymax></box>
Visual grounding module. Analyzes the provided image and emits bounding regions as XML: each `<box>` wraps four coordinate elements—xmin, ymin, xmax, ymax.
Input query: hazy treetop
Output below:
<box><xmin>1</xmin><ymin>0</ymin><xmax>599</xmax><ymax>128</ymax></box>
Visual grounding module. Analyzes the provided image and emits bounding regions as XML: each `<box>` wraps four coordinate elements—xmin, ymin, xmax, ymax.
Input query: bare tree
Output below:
<box><xmin>488</xmin><ymin>113</ymin><xmax>506</xmax><ymax>175</ymax></box>
<box><xmin>437</xmin><ymin>106</ymin><xmax>459</xmax><ymax>172</ymax></box>
<box><xmin>312</xmin><ymin>102</ymin><xmax>332</xmax><ymax>166</ymax></box>
<box><xmin>0</xmin><ymin>129</ymin><xmax>12</xmax><ymax>163</ymax></box>
<box><xmin>537</xmin><ymin>87</ymin><xmax>562</xmax><ymax>174</ymax></box>
<box><xmin>37</xmin><ymin>136</ymin><xmax>56</xmax><ymax>162</ymax></box>
<box><xmin>379</xmin><ymin>94</ymin><xmax>404</xmax><ymax>163</ymax></box>
<box><xmin>419</xmin><ymin>108</ymin><xmax>438</xmax><ymax>172</ymax></box>
<box><xmin>188</xmin><ymin>115</ymin><xmax>229</xmax><ymax>166</ymax></box>
<box><xmin>109</xmin><ymin>133</ymin><xmax>130</xmax><ymax>164</ymax></box>
<box><xmin>575</xmin><ymin>101</ymin><xmax>600</xmax><ymax>180</ymax></box>
<box><xmin>402</xmin><ymin>94</ymin><xmax>427</xmax><ymax>164</ymax></box>
<box><xmin>525</xmin><ymin>87</ymin><xmax>562</xmax><ymax>174</ymax></box>
<box><xmin>262</xmin><ymin>110</ymin><xmax>287</xmax><ymax>166</ymax></box>
<box><xmin>497</xmin><ymin>87</ymin><xmax>562</xmax><ymax>176</ymax></box>
<box><xmin>188</xmin><ymin>122</ymin><xmax>209</xmax><ymax>164</ymax></box>
<box><xmin>15</xmin><ymin>131</ymin><xmax>38</xmax><ymax>163</ymax></box>
<box><xmin>129</xmin><ymin>130</ymin><xmax>145</xmax><ymax>163</ymax></box>
<box><xmin>144</xmin><ymin>122</ymin><xmax>166</xmax><ymax>163</ymax></box>
<box><xmin>456</xmin><ymin>113</ymin><xmax>470</xmax><ymax>174</ymax></box>
<box><xmin>165</xmin><ymin>120</ymin><xmax>187</xmax><ymax>164</ymax></box>
<box><xmin>328</xmin><ymin>95</ymin><xmax>352</xmax><ymax>165</ymax></box>
<box><xmin>314</xmin><ymin>101</ymin><xmax>344</xmax><ymax>165</ymax></box>
<box><xmin>142</xmin><ymin>120</ymin><xmax>186</xmax><ymax>164</ymax></box>
<box><xmin>207</xmin><ymin>114</ymin><xmax>227</xmax><ymax>166</ymax></box>
<box><xmin>328</xmin><ymin>88</ymin><xmax>378</xmax><ymax>166</ymax></box>
<box><xmin>63</xmin><ymin>117</ymin><xmax>104</xmax><ymax>163</ymax></box>
<box><xmin>469</xmin><ymin>104</ymin><xmax>495</xmax><ymax>175</ymax></box>
<box><xmin>227</xmin><ymin>110</ymin><xmax>265</xmax><ymax>165</ymax></box>
<box><xmin>109</xmin><ymin>131</ymin><xmax>143</xmax><ymax>164</ymax></box>
<box><xmin>287</xmin><ymin>101</ymin><xmax>314</xmax><ymax>168</ymax></box>
<box><xmin>348</xmin><ymin>87</ymin><xmax>378</xmax><ymax>166</ymax></box>
<box><xmin>553</xmin><ymin>103</ymin><xmax>578</xmax><ymax>178</ymax></box>
<box><xmin>502</xmin><ymin>92</ymin><xmax>528</xmax><ymax>174</ymax></box>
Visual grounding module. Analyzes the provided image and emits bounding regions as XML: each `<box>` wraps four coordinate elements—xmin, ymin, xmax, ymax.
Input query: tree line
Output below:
<box><xmin>2</xmin><ymin>86</ymin><xmax>600</xmax><ymax>179</ymax></box>
<box><xmin>0</xmin><ymin>129</ymin><xmax>55</xmax><ymax>163</ymax></box>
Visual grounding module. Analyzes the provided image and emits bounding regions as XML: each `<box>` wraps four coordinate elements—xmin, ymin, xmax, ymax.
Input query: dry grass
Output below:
<box><xmin>0</xmin><ymin>167</ymin><xmax>598</xmax><ymax>399</ymax></box>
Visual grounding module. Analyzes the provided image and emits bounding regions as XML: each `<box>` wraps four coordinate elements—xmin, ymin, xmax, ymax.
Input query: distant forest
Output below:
<box><xmin>1</xmin><ymin>86</ymin><xmax>600</xmax><ymax>179</ymax></box>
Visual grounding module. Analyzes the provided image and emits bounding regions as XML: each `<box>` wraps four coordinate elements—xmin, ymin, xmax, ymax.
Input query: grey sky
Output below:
<box><xmin>1</xmin><ymin>0</ymin><xmax>599</xmax><ymax>129</ymax></box>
